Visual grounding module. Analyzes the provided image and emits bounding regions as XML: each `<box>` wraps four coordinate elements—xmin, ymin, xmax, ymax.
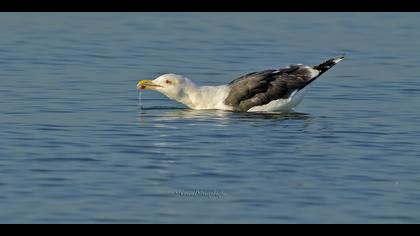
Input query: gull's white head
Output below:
<box><xmin>137</xmin><ymin>73</ymin><xmax>195</xmax><ymax>101</ymax></box>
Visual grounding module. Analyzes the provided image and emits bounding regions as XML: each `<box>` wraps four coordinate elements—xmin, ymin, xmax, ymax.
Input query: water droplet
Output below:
<box><xmin>138</xmin><ymin>91</ymin><xmax>143</xmax><ymax>110</ymax></box>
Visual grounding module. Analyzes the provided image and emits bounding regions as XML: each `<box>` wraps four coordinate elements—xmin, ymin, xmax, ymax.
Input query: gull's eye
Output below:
<box><xmin>166</xmin><ymin>80</ymin><xmax>172</xmax><ymax>84</ymax></box>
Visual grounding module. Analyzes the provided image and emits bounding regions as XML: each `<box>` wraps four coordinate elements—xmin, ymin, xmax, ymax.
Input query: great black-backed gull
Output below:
<box><xmin>137</xmin><ymin>56</ymin><xmax>344</xmax><ymax>112</ymax></box>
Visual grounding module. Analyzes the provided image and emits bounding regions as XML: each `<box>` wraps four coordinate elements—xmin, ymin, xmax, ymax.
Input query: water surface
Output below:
<box><xmin>1</xmin><ymin>13</ymin><xmax>420</xmax><ymax>223</ymax></box>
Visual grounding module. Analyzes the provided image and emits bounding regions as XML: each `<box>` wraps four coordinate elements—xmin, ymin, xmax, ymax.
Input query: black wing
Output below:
<box><xmin>224</xmin><ymin>65</ymin><xmax>316</xmax><ymax>112</ymax></box>
<box><xmin>224</xmin><ymin>57</ymin><xmax>344</xmax><ymax>112</ymax></box>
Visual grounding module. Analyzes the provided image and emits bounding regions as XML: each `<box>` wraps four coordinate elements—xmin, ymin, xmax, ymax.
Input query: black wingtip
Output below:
<box><xmin>301</xmin><ymin>56</ymin><xmax>344</xmax><ymax>89</ymax></box>
<box><xmin>313</xmin><ymin>56</ymin><xmax>344</xmax><ymax>74</ymax></box>
<box><xmin>332</xmin><ymin>56</ymin><xmax>345</xmax><ymax>64</ymax></box>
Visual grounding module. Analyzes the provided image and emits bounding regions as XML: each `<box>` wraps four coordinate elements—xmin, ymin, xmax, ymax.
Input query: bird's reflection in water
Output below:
<box><xmin>139</xmin><ymin>106</ymin><xmax>314</xmax><ymax>123</ymax></box>
<box><xmin>232</xmin><ymin>110</ymin><xmax>312</xmax><ymax>121</ymax></box>
<box><xmin>137</xmin><ymin>107</ymin><xmax>331</xmax><ymax>134</ymax></box>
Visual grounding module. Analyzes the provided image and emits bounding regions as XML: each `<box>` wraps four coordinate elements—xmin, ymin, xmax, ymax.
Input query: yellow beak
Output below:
<box><xmin>137</xmin><ymin>80</ymin><xmax>162</xmax><ymax>90</ymax></box>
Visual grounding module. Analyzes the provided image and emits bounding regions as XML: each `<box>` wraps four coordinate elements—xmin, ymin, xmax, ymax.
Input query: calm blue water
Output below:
<box><xmin>1</xmin><ymin>13</ymin><xmax>420</xmax><ymax>223</ymax></box>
